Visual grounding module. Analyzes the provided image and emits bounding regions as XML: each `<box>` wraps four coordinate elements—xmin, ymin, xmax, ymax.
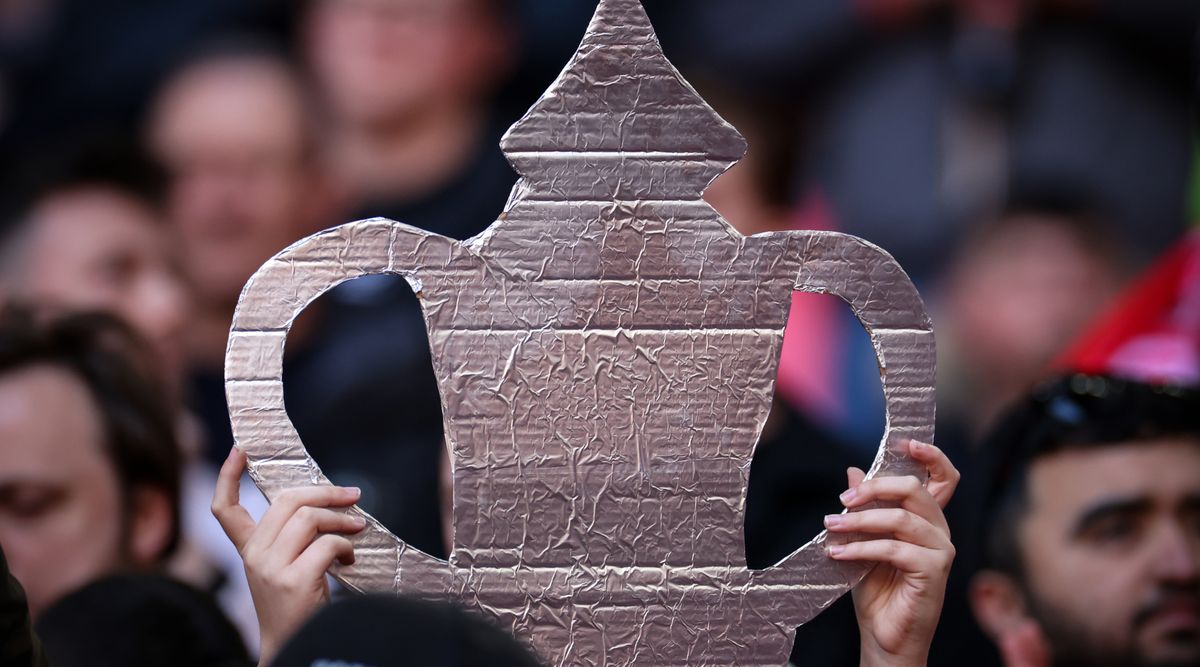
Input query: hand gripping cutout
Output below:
<box><xmin>225</xmin><ymin>1</ymin><xmax>936</xmax><ymax>664</ymax></box>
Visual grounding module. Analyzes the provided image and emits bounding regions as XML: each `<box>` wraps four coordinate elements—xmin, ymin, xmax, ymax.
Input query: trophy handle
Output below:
<box><xmin>225</xmin><ymin>218</ymin><xmax>454</xmax><ymax>596</ymax></box>
<box><xmin>748</xmin><ymin>230</ymin><xmax>936</xmax><ymax>626</ymax></box>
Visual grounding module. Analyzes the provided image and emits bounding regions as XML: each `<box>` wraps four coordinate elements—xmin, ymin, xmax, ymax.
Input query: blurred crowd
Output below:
<box><xmin>0</xmin><ymin>0</ymin><xmax>1198</xmax><ymax>666</ymax></box>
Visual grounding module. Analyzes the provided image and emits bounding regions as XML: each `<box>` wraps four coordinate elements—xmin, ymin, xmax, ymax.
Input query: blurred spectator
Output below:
<box><xmin>149</xmin><ymin>42</ymin><xmax>334</xmax><ymax>373</ymax></box>
<box><xmin>301</xmin><ymin>0</ymin><xmax>518</xmax><ymax>238</ymax></box>
<box><xmin>36</xmin><ymin>574</ymin><xmax>250</xmax><ymax>667</ymax></box>
<box><xmin>970</xmin><ymin>375</ymin><xmax>1200</xmax><ymax>666</ymax></box>
<box><xmin>150</xmin><ymin>44</ymin><xmax>449</xmax><ymax>560</ymax></box>
<box><xmin>0</xmin><ymin>0</ymin><xmax>292</xmax><ymax>176</ymax></box>
<box><xmin>662</xmin><ymin>0</ymin><xmax>1198</xmax><ymax>278</ymax></box>
<box><xmin>0</xmin><ymin>309</ymin><xmax>181</xmax><ymax>618</ymax></box>
<box><xmin>0</xmin><ymin>140</ymin><xmax>189</xmax><ymax>390</ymax></box>
<box><xmin>0</xmin><ymin>136</ymin><xmax>267</xmax><ymax>648</ymax></box>
<box><xmin>938</xmin><ymin>194</ymin><xmax>1129</xmax><ymax>437</ymax></box>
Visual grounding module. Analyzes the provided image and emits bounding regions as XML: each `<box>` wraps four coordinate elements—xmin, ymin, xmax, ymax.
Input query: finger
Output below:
<box><xmin>211</xmin><ymin>447</ymin><xmax>256</xmax><ymax>551</ymax></box>
<box><xmin>840</xmin><ymin>475</ymin><xmax>947</xmax><ymax>531</ymax></box>
<box><xmin>824</xmin><ymin>508</ymin><xmax>950</xmax><ymax>550</ymax></box>
<box><xmin>269</xmin><ymin>507</ymin><xmax>367</xmax><ymax>566</ymax></box>
<box><xmin>828</xmin><ymin>538</ymin><xmax>952</xmax><ymax>575</ymax></box>
<box><xmin>908</xmin><ymin>440</ymin><xmax>960</xmax><ymax>509</ymax></box>
<box><xmin>847</xmin><ymin>467</ymin><xmax>867</xmax><ymax>489</ymax></box>
<box><xmin>290</xmin><ymin>534</ymin><xmax>356</xmax><ymax>582</ymax></box>
<box><xmin>248</xmin><ymin>485</ymin><xmax>361</xmax><ymax>552</ymax></box>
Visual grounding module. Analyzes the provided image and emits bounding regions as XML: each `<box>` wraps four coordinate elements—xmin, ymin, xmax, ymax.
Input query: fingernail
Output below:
<box><xmin>911</xmin><ymin>440</ymin><xmax>929</xmax><ymax>451</ymax></box>
<box><xmin>352</xmin><ymin>515</ymin><xmax>367</xmax><ymax>528</ymax></box>
<box><xmin>824</xmin><ymin>514</ymin><xmax>844</xmax><ymax>529</ymax></box>
<box><xmin>827</xmin><ymin>544</ymin><xmax>845</xmax><ymax>557</ymax></box>
<box><xmin>345</xmin><ymin>487</ymin><xmax>361</xmax><ymax>499</ymax></box>
<box><xmin>840</xmin><ymin>488</ymin><xmax>857</xmax><ymax>504</ymax></box>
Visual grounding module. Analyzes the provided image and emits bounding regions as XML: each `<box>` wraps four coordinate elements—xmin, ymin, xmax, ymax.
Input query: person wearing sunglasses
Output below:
<box><xmin>970</xmin><ymin>373</ymin><xmax>1200</xmax><ymax>667</ymax></box>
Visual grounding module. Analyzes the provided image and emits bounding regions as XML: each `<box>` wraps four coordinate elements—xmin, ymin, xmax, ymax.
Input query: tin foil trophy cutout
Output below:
<box><xmin>225</xmin><ymin>0</ymin><xmax>935</xmax><ymax>664</ymax></box>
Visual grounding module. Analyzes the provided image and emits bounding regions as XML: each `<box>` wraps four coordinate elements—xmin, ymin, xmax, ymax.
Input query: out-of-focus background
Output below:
<box><xmin>0</xmin><ymin>0</ymin><xmax>1196</xmax><ymax>665</ymax></box>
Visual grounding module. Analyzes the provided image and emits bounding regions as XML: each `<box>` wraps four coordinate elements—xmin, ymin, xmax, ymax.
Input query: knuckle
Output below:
<box><xmin>939</xmin><ymin>548</ymin><xmax>956</xmax><ymax>573</ymax></box>
<box><xmin>871</xmin><ymin>509</ymin><xmax>896</xmax><ymax>529</ymax></box>
<box><xmin>277</xmin><ymin>488</ymin><xmax>303</xmax><ymax>508</ymax></box>
<box><xmin>278</xmin><ymin>571</ymin><xmax>303</xmax><ymax>593</ymax></box>
<box><xmin>244</xmin><ymin>544</ymin><xmax>266</xmax><ymax>565</ymax></box>
<box><xmin>243</xmin><ymin>557</ymin><xmax>263</xmax><ymax>577</ymax></box>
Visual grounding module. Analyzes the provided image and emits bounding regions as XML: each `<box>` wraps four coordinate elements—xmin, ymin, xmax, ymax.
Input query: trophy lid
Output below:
<box><xmin>499</xmin><ymin>0</ymin><xmax>747</xmax><ymax>201</ymax></box>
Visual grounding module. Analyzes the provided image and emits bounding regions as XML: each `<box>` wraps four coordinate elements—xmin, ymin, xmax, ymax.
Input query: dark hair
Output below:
<box><xmin>270</xmin><ymin>595</ymin><xmax>543</xmax><ymax>667</ymax></box>
<box><xmin>35</xmin><ymin>574</ymin><xmax>250</xmax><ymax>667</ymax></box>
<box><xmin>0</xmin><ymin>137</ymin><xmax>167</xmax><ymax>257</ymax></box>
<box><xmin>0</xmin><ymin>307</ymin><xmax>182</xmax><ymax>560</ymax></box>
<box><xmin>979</xmin><ymin>374</ymin><xmax>1200</xmax><ymax>577</ymax></box>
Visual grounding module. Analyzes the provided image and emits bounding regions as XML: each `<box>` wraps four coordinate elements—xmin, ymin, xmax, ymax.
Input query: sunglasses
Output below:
<box><xmin>981</xmin><ymin>373</ymin><xmax>1200</xmax><ymax>515</ymax></box>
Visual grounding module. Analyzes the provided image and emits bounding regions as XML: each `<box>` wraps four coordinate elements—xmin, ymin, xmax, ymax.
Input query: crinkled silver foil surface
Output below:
<box><xmin>225</xmin><ymin>1</ymin><xmax>936</xmax><ymax>664</ymax></box>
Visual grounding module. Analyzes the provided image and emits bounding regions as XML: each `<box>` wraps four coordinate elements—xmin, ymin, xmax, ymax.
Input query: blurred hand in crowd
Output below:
<box><xmin>212</xmin><ymin>447</ymin><xmax>365</xmax><ymax>665</ymax></box>
<box><xmin>825</xmin><ymin>440</ymin><xmax>959</xmax><ymax>667</ymax></box>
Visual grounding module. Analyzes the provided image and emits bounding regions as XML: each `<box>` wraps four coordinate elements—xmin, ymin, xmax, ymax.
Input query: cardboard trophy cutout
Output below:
<box><xmin>225</xmin><ymin>0</ymin><xmax>935</xmax><ymax>664</ymax></box>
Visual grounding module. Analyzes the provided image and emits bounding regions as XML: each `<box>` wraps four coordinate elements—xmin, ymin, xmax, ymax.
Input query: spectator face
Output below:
<box><xmin>973</xmin><ymin>439</ymin><xmax>1200</xmax><ymax>666</ymax></box>
<box><xmin>12</xmin><ymin>188</ymin><xmax>189</xmax><ymax>381</ymax></box>
<box><xmin>151</xmin><ymin>58</ymin><xmax>325</xmax><ymax>309</ymax></box>
<box><xmin>944</xmin><ymin>215</ymin><xmax>1122</xmax><ymax>423</ymax></box>
<box><xmin>304</xmin><ymin>0</ymin><xmax>510</xmax><ymax>128</ymax></box>
<box><xmin>0</xmin><ymin>365</ymin><xmax>169</xmax><ymax>617</ymax></box>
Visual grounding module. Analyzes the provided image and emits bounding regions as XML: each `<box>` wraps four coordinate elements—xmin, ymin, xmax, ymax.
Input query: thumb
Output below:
<box><xmin>847</xmin><ymin>466</ymin><xmax>867</xmax><ymax>489</ymax></box>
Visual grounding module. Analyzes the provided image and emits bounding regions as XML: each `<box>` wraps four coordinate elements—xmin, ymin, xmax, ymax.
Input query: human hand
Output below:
<box><xmin>825</xmin><ymin>440</ymin><xmax>959</xmax><ymax>667</ymax></box>
<box><xmin>211</xmin><ymin>447</ymin><xmax>366</xmax><ymax>665</ymax></box>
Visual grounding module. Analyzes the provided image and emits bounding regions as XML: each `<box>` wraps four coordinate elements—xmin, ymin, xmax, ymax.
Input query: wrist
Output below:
<box><xmin>859</xmin><ymin>637</ymin><xmax>928</xmax><ymax>667</ymax></box>
<box><xmin>258</xmin><ymin>644</ymin><xmax>278</xmax><ymax>667</ymax></box>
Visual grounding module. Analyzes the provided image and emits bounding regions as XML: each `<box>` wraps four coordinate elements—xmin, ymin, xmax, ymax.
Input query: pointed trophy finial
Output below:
<box><xmin>500</xmin><ymin>0</ymin><xmax>747</xmax><ymax>201</ymax></box>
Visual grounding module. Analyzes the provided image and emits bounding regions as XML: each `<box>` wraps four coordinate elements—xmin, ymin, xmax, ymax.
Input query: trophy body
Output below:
<box><xmin>439</xmin><ymin>204</ymin><xmax>797</xmax><ymax>663</ymax></box>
